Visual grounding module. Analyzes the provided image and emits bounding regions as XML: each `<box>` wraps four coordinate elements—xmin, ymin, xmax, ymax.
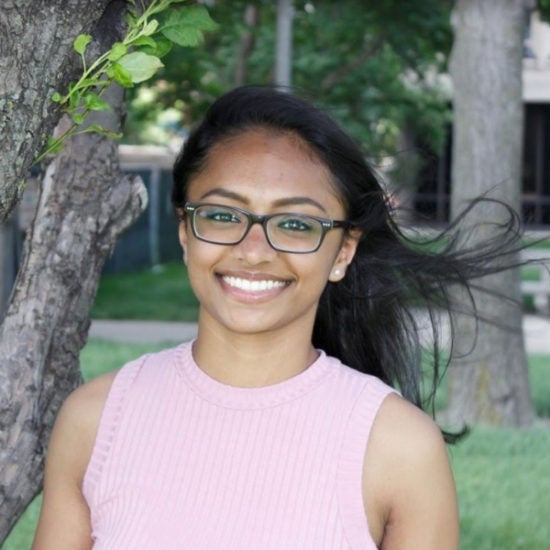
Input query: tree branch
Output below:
<box><xmin>0</xmin><ymin>0</ymin><xmax>112</xmax><ymax>222</ymax></box>
<box><xmin>321</xmin><ymin>37</ymin><xmax>385</xmax><ymax>91</ymax></box>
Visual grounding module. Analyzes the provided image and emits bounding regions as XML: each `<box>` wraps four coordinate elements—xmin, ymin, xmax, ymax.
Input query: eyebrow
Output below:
<box><xmin>199</xmin><ymin>188</ymin><xmax>329</xmax><ymax>214</ymax></box>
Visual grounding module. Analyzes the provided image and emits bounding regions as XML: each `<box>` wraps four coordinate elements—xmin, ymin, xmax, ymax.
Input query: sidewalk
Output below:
<box><xmin>89</xmin><ymin>314</ymin><xmax>550</xmax><ymax>355</ymax></box>
<box><xmin>89</xmin><ymin>319</ymin><xmax>197</xmax><ymax>344</ymax></box>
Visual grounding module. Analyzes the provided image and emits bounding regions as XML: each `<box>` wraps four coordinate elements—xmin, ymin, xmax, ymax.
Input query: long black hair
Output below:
<box><xmin>172</xmin><ymin>85</ymin><xmax>524</xmax><ymax>439</ymax></box>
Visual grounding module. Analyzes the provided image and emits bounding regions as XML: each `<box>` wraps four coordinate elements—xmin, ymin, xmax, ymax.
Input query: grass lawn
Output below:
<box><xmin>90</xmin><ymin>258</ymin><xmax>547</xmax><ymax>321</ymax></box>
<box><xmin>4</xmin><ymin>340</ymin><xmax>550</xmax><ymax>549</ymax></box>
<box><xmin>90</xmin><ymin>262</ymin><xmax>199</xmax><ymax>321</ymax></box>
<box><xmin>452</xmin><ymin>427</ymin><xmax>550</xmax><ymax>549</ymax></box>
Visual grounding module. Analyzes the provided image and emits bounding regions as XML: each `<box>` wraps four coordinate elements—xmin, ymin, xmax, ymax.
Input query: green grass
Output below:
<box><xmin>452</xmin><ymin>428</ymin><xmax>550</xmax><ymax>550</ymax></box>
<box><xmin>4</xmin><ymin>339</ymin><xmax>550</xmax><ymax>549</ymax></box>
<box><xmin>4</xmin><ymin>495</ymin><xmax>41</xmax><ymax>550</ymax></box>
<box><xmin>91</xmin><ymin>251</ymin><xmax>548</xmax><ymax>322</ymax></box>
<box><xmin>529</xmin><ymin>355</ymin><xmax>550</xmax><ymax>417</ymax></box>
<box><xmin>80</xmin><ymin>339</ymin><xmax>171</xmax><ymax>380</ymax></box>
<box><xmin>90</xmin><ymin>262</ymin><xmax>199</xmax><ymax>321</ymax></box>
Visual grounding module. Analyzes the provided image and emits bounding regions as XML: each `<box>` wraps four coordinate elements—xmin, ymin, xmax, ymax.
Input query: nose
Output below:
<box><xmin>232</xmin><ymin>221</ymin><xmax>277</xmax><ymax>264</ymax></box>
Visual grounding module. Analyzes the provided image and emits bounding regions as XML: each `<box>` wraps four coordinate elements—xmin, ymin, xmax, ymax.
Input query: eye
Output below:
<box><xmin>276</xmin><ymin>215</ymin><xmax>316</xmax><ymax>232</ymax></box>
<box><xmin>199</xmin><ymin>207</ymin><xmax>241</xmax><ymax>224</ymax></box>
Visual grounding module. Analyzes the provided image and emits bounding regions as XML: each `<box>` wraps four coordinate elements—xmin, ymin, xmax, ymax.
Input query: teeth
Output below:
<box><xmin>222</xmin><ymin>276</ymin><xmax>287</xmax><ymax>292</ymax></box>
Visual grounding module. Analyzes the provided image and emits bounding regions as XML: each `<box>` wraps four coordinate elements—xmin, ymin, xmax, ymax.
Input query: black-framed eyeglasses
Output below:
<box><xmin>183</xmin><ymin>202</ymin><xmax>351</xmax><ymax>254</ymax></box>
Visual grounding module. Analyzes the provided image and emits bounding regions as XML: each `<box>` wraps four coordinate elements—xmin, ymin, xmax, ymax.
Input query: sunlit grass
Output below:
<box><xmin>91</xmin><ymin>261</ymin><xmax>199</xmax><ymax>321</ymax></box>
<box><xmin>452</xmin><ymin>427</ymin><xmax>550</xmax><ymax>550</ymax></box>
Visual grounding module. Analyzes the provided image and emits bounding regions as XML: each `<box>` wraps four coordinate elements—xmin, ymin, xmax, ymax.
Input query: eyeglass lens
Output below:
<box><xmin>193</xmin><ymin>204</ymin><xmax>324</xmax><ymax>252</ymax></box>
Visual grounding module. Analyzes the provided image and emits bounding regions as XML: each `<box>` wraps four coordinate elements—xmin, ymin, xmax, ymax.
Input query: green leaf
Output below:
<box><xmin>152</xmin><ymin>37</ymin><xmax>173</xmax><ymax>58</ymax></box>
<box><xmin>107</xmin><ymin>62</ymin><xmax>134</xmax><ymax>88</ymax></box>
<box><xmin>160</xmin><ymin>5</ymin><xmax>218</xmax><ymax>48</ymax></box>
<box><xmin>136</xmin><ymin>36</ymin><xmax>172</xmax><ymax>57</ymax></box>
<box><xmin>71</xmin><ymin>112</ymin><xmax>85</xmax><ymax>125</ymax></box>
<box><xmin>83</xmin><ymin>92</ymin><xmax>111</xmax><ymax>111</ymax></box>
<box><xmin>51</xmin><ymin>92</ymin><xmax>63</xmax><ymax>103</ymax></box>
<box><xmin>130</xmin><ymin>36</ymin><xmax>157</xmax><ymax>49</ymax></box>
<box><xmin>46</xmin><ymin>137</ymin><xmax>64</xmax><ymax>154</ymax></box>
<box><xmin>124</xmin><ymin>11</ymin><xmax>137</xmax><ymax>27</ymax></box>
<box><xmin>68</xmin><ymin>90</ymin><xmax>81</xmax><ymax>110</ymax></box>
<box><xmin>73</xmin><ymin>34</ymin><xmax>92</xmax><ymax>55</ymax></box>
<box><xmin>117</xmin><ymin>52</ymin><xmax>164</xmax><ymax>83</ymax></box>
<box><xmin>107</xmin><ymin>42</ymin><xmax>127</xmax><ymax>61</ymax></box>
<box><xmin>142</xmin><ymin>19</ymin><xmax>159</xmax><ymax>36</ymax></box>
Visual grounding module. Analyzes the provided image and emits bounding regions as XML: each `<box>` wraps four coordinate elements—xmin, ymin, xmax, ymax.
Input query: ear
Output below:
<box><xmin>328</xmin><ymin>228</ymin><xmax>362</xmax><ymax>282</ymax></box>
<box><xmin>177</xmin><ymin>209</ymin><xmax>188</xmax><ymax>263</ymax></box>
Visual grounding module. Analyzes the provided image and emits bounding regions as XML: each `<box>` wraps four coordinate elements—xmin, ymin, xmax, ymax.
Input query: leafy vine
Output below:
<box><xmin>36</xmin><ymin>0</ymin><xmax>217</xmax><ymax>164</ymax></box>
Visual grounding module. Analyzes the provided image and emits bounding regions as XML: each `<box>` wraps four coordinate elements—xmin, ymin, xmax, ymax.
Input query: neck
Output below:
<box><xmin>192</xmin><ymin>316</ymin><xmax>318</xmax><ymax>388</ymax></box>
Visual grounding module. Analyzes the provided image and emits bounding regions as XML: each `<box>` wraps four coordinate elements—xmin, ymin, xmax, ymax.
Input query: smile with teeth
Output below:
<box><xmin>222</xmin><ymin>275</ymin><xmax>288</xmax><ymax>292</ymax></box>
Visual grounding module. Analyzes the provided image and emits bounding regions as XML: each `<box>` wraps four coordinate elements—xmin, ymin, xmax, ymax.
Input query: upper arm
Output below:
<box><xmin>363</xmin><ymin>394</ymin><xmax>459</xmax><ymax>550</ymax></box>
<box><xmin>32</xmin><ymin>371</ymin><xmax>117</xmax><ymax>550</ymax></box>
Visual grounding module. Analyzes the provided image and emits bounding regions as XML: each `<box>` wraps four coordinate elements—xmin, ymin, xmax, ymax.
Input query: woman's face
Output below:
<box><xmin>179</xmin><ymin>128</ymin><xmax>359</xmax><ymax>340</ymax></box>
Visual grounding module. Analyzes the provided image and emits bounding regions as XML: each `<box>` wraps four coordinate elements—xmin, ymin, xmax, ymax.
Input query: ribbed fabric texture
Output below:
<box><xmin>83</xmin><ymin>342</ymin><xmax>395</xmax><ymax>549</ymax></box>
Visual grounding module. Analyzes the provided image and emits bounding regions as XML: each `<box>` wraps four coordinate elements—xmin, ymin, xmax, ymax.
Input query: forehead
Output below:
<box><xmin>187</xmin><ymin>129</ymin><xmax>345</xmax><ymax>212</ymax></box>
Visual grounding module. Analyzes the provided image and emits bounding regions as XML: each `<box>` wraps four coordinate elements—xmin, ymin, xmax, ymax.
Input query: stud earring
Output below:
<box><xmin>333</xmin><ymin>269</ymin><xmax>341</xmax><ymax>277</ymax></box>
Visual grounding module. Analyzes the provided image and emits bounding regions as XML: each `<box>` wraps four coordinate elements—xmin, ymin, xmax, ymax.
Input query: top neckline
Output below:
<box><xmin>174</xmin><ymin>341</ymin><xmax>335</xmax><ymax>410</ymax></box>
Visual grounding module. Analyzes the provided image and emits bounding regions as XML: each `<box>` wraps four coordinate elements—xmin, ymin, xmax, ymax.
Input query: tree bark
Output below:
<box><xmin>0</xmin><ymin>2</ymin><xmax>148</xmax><ymax>541</ymax></box>
<box><xmin>444</xmin><ymin>0</ymin><xmax>535</xmax><ymax>427</ymax></box>
<box><xmin>0</xmin><ymin>0</ymin><xmax>111</xmax><ymax>222</ymax></box>
<box><xmin>0</xmin><ymin>100</ymin><xmax>147</xmax><ymax>544</ymax></box>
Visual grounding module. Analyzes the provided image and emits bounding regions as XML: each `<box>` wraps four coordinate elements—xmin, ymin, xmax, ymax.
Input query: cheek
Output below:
<box><xmin>184</xmin><ymin>239</ymin><xmax>223</xmax><ymax>278</ymax></box>
<box><xmin>292</xmin><ymin>256</ymin><xmax>335</xmax><ymax>290</ymax></box>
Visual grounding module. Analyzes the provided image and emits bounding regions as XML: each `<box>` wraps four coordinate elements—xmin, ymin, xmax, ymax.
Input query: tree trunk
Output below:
<box><xmin>234</xmin><ymin>4</ymin><xmax>260</xmax><ymax>87</ymax></box>
<box><xmin>0</xmin><ymin>0</ymin><xmax>111</xmax><ymax>222</ymax></box>
<box><xmin>444</xmin><ymin>0</ymin><xmax>535</xmax><ymax>427</ymax></box>
<box><xmin>275</xmin><ymin>0</ymin><xmax>294</xmax><ymax>87</ymax></box>
<box><xmin>0</xmin><ymin>2</ymin><xmax>148</xmax><ymax>541</ymax></box>
<box><xmin>0</xmin><ymin>99</ymin><xmax>147</xmax><ymax>544</ymax></box>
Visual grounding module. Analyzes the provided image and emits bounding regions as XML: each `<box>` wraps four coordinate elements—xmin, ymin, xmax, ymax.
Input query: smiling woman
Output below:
<box><xmin>32</xmin><ymin>86</ymin><xmax>524</xmax><ymax>550</ymax></box>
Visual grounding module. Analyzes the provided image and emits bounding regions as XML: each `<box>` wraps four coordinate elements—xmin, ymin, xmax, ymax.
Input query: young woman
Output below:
<box><xmin>33</xmin><ymin>85</ymin><xmax>520</xmax><ymax>549</ymax></box>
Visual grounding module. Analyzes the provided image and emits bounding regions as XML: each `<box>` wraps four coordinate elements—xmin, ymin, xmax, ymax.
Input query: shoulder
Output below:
<box><xmin>366</xmin><ymin>393</ymin><xmax>452</xmax><ymax>484</ymax></box>
<box><xmin>363</xmin><ymin>394</ymin><xmax>459</xmax><ymax>548</ymax></box>
<box><xmin>50</xmin><ymin>370</ymin><xmax>119</xmax><ymax>483</ymax></box>
<box><xmin>55</xmin><ymin>344</ymin><xmax>184</xmax><ymax>460</ymax></box>
<box><xmin>368</xmin><ymin>393</ymin><xmax>447</xmax><ymax>461</ymax></box>
<box><xmin>32</xmin><ymin>371</ymin><xmax>120</xmax><ymax>549</ymax></box>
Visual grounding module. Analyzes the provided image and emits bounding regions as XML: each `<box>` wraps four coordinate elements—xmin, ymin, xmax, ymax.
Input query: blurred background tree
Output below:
<box><xmin>124</xmin><ymin>0</ymin><xmax>454</xmax><ymax>161</ymax></box>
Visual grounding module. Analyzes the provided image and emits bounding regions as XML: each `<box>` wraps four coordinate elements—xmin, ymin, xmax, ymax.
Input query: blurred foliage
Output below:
<box><xmin>123</xmin><ymin>0</ymin><xmax>454</xmax><ymax>157</ymax></box>
<box><xmin>539</xmin><ymin>0</ymin><xmax>550</xmax><ymax>22</ymax></box>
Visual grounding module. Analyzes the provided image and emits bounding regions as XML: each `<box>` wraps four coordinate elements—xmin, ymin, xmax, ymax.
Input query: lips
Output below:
<box><xmin>221</xmin><ymin>275</ymin><xmax>288</xmax><ymax>292</ymax></box>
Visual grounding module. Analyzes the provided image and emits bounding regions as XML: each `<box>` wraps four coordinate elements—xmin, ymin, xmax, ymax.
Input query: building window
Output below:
<box><xmin>523</xmin><ymin>103</ymin><xmax>550</xmax><ymax>226</ymax></box>
<box><xmin>412</xmin><ymin>103</ymin><xmax>550</xmax><ymax>228</ymax></box>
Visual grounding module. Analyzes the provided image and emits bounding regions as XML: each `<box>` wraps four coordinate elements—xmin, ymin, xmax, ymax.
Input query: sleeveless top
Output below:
<box><xmin>83</xmin><ymin>341</ymin><xmax>395</xmax><ymax>549</ymax></box>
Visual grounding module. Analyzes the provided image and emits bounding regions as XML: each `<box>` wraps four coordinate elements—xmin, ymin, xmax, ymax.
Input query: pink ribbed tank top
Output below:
<box><xmin>83</xmin><ymin>342</ymin><xmax>395</xmax><ymax>549</ymax></box>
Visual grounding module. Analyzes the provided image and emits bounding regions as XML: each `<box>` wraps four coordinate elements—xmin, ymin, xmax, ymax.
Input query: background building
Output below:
<box><xmin>414</xmin><ymin>11</ymin><xmax>550</xmax><ymax>229</ymax></box>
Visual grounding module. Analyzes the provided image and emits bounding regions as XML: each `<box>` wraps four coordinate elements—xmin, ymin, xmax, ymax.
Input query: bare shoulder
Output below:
<box><xmin>62</xmin><ymin>369</ymin><xmax>118</xmax><ymax>420</ymax></box>
<box><xmin>44</xmin><ymin>369</ymin><xmax>119</xmax><ymax>494</ymax></box>
<box><xmin>370</xmin><ymin>393</ymin><xmax>448</xmax><ymax>461</ymax></box>
<box><xmin>32</xmin><ymin>371</ymin><xmax>119</xmax><ymax>549</ymax></box>
<box><xmin>363</xmin><ymin>393</ymin><xmax>459</xmax><ymax>549</ymax></box>
<box><xmin>54</xmin><ymin>370</ymin><xmax>119</xmax><ymax>462</ymax></box>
